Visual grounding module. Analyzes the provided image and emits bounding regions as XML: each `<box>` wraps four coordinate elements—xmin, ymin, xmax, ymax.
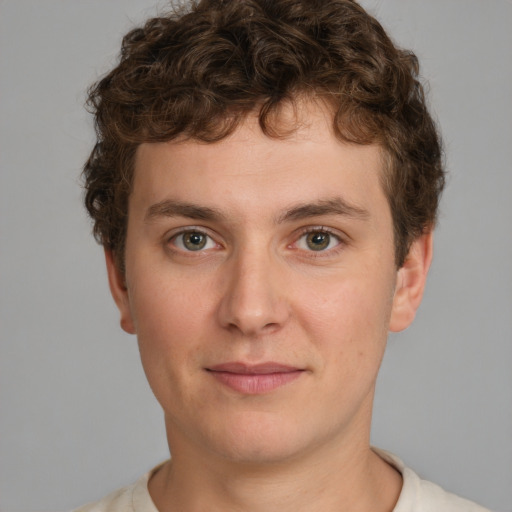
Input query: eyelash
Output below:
<box><xmin>165</xmin><ymin>226</ymin><xmax>346</xmax><ymax>256</ymax></box>
<box><xmin>292</xmin><ymin>226</ymin><xmax>345</xmax><ymax>256</ymax></box>
<box><xmin>167</xmin><ymin>227</ymin><xmax>219</xmax><ymax>254</ymax></box>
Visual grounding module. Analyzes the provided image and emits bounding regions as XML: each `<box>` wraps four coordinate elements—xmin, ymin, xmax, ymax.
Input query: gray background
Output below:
<box><xmin>1</xmin><ymin>1</ymin><xmax>511</xmax><ymax>510</ymax></box>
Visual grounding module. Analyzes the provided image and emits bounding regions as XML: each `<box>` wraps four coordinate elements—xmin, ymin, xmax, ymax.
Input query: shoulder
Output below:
<box><xmin>73</xmin><ymin>466</ymin><xmax>160</xmax><ymax>512</ymax></box>
<box><xmin>73</xmin><ymin>485</ymin><xmax>134</xmax><ymax>512</ymax></box>
<box><xmin>374</xmin><ymin>448</ymin><xmax>492</xmax><ymax>512</ymax></box>
<box><xmin>408</xmin><ymin>477</ymin><xmax>491</xmax><ymax>512</ymax></box>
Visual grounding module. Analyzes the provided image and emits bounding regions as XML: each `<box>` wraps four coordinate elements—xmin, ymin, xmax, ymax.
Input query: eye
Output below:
<box><xmin>171</xmin><ymin>230</ymin><xmax>217</xmax><ymax>252</ymax></box>
<box><xmin>296</xmin><ymin>230</ymin><xmax>341</xmax><ymax>252</ymax></box>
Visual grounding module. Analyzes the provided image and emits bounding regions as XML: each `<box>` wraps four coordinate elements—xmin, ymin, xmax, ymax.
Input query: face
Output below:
<box><xmin>107</xmin><ymin>104</ymin><xmax>431</xmax><ymax>465</ymax></box>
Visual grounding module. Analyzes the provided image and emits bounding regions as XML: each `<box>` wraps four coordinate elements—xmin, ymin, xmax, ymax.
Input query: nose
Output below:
<box><xmin>216</xmin><ymin>247</ymin><xmax>290</xmax><ymax>337</ymax></box>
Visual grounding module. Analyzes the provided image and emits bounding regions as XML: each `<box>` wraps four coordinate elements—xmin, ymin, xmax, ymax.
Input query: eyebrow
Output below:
<box><xmin>144</xmin><ymin>197</ymin><xmax>370</xmax><ymax>224</ymax></box>
<box><xmin>145</xmin><ymin>200</ymin><xmax>225</xmax><ymax>223</ymax></box>
<box><xmin>276</xmin><ymin>197</ymin><xmax>370</xmax><ymax>223</ymax></box>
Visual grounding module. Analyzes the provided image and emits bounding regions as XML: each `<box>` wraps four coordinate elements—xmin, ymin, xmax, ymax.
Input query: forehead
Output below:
<box><xmin>130</xmin><ymin>102</ymin><xmax>388</xmax><ymax>224</ymax></box>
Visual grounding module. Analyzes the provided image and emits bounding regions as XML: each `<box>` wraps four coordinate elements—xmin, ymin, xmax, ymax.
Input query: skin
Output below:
<box><xmin>106</xmin><ymin>103</ymin><xmax>432</xmax><ymax>511</ymax></box>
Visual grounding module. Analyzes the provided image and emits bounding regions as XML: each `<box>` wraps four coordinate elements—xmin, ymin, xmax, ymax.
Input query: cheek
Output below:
<box><xmin>129</xmin><ymin>263</ymin><xmax>213</xmax><ymax>337</ymax></box>
<box><xmin>127</xmin><ymin>271</ymin><xmax>213</xmax><ymax>395</ymax></box>
<box><xmin>295</xmin><ymin>272</ymin><xmax>395</xmax><ymax>383</ymax></box>
<box><xmin>301</xmin><ymin>276</ymin><xmax>393</xmax><ymax>341</ymax></box>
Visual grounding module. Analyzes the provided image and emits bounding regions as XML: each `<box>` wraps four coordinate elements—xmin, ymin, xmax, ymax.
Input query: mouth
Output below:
<box><xmin>205</xmin><ymin>362</ymin><xmax>305</xmax><ymax>395</ymax></box>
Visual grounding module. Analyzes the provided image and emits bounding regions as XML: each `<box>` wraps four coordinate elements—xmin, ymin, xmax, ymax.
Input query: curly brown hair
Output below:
<box><xmin>83</xmin><ymin>0</ymin><xmax>444</xmax><ymax>270</ymax></box>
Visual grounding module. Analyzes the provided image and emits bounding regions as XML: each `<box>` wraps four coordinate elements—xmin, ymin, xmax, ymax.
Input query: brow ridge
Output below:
<box><xmin>145</xmin><ymin>197</ymin><xmax>369</xmax><ymax>225</ymax></box>
<box><xmin>145</xmin><ymin>200</ymin><xmax>225</xmax><ymax>222</ymax></box>
<box><xmin>277</xmin><ymin>197</ymin><xmax>370</xmax><ymax>223</ymax></box>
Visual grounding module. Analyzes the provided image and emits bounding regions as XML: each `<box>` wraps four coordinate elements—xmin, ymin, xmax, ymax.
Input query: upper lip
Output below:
<box><xmin>207</xmin><ymin>362</ymin><xmax>302</xmax><ymax>374</ymax></box>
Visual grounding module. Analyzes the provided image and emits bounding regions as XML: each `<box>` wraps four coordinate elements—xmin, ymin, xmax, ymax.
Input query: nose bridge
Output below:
<box><xmin>217</xmin><ymin>239</ymin><xmax>288</xmax><ymax>336</ymax></box>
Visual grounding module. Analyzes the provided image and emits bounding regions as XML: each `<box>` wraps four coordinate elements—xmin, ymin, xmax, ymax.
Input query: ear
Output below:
<box><xmin>389</xmin><ymin>231</ymin><xmax>433</xmax><ymax>332</ymax></box>
<box><xmin>105</xmin><ymin>249</ymin><xmax>136</xmax><ymax>334</ymax></box>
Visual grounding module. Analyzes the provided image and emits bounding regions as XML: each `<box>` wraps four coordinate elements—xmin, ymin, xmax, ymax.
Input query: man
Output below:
<box><xmin>77</xmin><ymin>1</ymin><xmax>490</xmax><ymax>510</ymax></box>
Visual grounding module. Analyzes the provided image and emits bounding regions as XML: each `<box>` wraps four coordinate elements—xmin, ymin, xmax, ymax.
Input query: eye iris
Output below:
<box><xmin>306</xmin><ymin>232</ymin><xmax>330</xmax><ymax>251</ymax></box>
<box><xmin>183</xmin><ymin>232</ymin><xmax>207</xmax><ymax>251</ymax></box>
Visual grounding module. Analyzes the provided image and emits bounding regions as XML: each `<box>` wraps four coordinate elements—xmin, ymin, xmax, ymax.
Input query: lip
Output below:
<box><xmin>206</xmin><ymin>362</ymin><xmax>304</xmax><ymax>394</ymax></box>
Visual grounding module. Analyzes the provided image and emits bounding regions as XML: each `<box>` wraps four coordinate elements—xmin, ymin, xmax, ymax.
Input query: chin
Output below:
<box><xmin>196</xmin><ymin>411</ymin><xmax>326</xmax><ymax>466</ymax></box>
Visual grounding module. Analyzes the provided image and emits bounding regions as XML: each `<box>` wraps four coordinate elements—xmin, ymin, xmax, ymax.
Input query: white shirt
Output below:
<box><xmin>74</xmin><ymin>450</ymin><xmax>491</xmax><ymax>512</ymax></box>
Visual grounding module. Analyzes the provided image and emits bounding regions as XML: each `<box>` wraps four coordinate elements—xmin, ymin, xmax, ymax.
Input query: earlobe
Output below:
<box><xmin>104</xmin><ymin>249</ymin><xmax>136</xmax><ymax>335</ymax></box>
<box><xmin>389</xmin><ymin>231</ymin><xmax>433</xmax><ymax>332</ymax></box>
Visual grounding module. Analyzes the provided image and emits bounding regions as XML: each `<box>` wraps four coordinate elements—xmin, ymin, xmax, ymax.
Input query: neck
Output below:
<box><xmin>149</xmin><ymin>414</ymin><xmax>401</xmax><ymax>512</ymax></box>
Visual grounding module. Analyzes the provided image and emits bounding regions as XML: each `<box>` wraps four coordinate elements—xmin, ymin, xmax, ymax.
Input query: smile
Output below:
<box><xmin>206</xmin><ymin>362</ymin><xmax>305</xmax><ymax>394</ymax></box>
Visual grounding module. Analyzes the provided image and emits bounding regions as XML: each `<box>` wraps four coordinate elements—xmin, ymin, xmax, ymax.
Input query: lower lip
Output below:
<box><xmin>208</xmin><ymin>370</ymin><xmax>303</xmax><ymax>394</ymax></box>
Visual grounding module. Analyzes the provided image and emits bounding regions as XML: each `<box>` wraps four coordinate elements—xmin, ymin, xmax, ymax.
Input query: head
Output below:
<box><xmin>83</xmin><ymin>0</ymin><xmax>444</xmax><ymax>274</ymax></box>
<box><xmin>82</xmin><ymin>0</ymin><xmax>444</xmax><ymax>465</ymax></box>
